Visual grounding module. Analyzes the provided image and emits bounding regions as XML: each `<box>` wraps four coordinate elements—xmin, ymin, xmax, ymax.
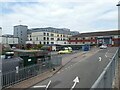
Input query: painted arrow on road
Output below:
<box><xmin>71</xmin><ymin>76</ymin><xmax>80</xmax><ymax>90</ymax></box>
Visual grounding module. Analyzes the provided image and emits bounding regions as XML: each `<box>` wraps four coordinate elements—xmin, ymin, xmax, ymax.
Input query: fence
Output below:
<box><xmin>91</xmin><ymin>48</ymin><xmax>119</xmax><ymax>89</ymax></box>
<box><xmin>1</xmin><ymin>56</ymin><xmax>62</xmax><ymax>88</ymax></box>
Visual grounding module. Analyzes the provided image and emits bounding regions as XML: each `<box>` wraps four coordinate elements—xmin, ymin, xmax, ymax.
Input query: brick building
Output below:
<box><xmin>68</xmin><ymin>30</ymin><xmax>120</xmax><ymax>46</ymax></box>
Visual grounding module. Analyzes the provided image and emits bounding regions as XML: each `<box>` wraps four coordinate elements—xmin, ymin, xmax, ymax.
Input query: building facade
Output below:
<box><xmin>68</xmin><ymin>30</ymin><xmax>120</xmax><ymax>46</ymax></box>
<box><xmin>14</xmin><ymin>25</ymin><xmax>28</xmax><ymax>44</ymax></box>
<box><xmin>1</xmin><ymin>34</ymin><xmax>19</xmax><ymax>45</ymax></box>
<box><xmin>26</xmin><ymin>27</ymin><xmax>79</xmax><ymax>45</ymax></box>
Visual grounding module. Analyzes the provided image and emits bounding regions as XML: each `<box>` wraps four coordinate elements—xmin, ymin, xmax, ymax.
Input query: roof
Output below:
<box><xmin>71</xmin><ymin>30</ymin><xmax>120</xmax><ymax>38</ymax></box>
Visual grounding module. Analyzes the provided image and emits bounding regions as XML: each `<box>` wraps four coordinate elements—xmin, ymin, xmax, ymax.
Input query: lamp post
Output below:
<box><xmin>116</xmin><ymin>2</ymin><xmax>120</xmax><ymax>90</ymax></box>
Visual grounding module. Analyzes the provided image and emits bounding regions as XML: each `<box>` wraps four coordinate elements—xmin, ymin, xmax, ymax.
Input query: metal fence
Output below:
<box><xmin>1</xmin><ymin>56</ymin><xmax>62</xmax><ymax>88</ymax></box>
<box><xmin>91</xmin><ymin>48</ymin><xmax>119</xmax><ymax>89</ymax></box>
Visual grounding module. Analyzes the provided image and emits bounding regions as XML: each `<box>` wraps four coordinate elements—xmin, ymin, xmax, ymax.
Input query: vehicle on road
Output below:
<box><xmin>58</xmin><ymin>47</ymin><xmax>72</xmax><ymax>54</ymax></box>
<box><xmin>99</xmin><ymin>44</ymin><xmax>107</xmax><ymax>49</ymax></box>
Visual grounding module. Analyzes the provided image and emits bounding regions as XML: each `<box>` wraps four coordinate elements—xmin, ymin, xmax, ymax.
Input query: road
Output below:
<box><xmin>31</xmin><ymin>47</ymin><xmax>118</xmax><ymax>89</ymax></box>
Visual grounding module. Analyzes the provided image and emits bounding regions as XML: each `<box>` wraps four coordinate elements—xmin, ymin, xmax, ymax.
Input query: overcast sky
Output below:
<box><xmin>0</xmin><ymin>0</ymin><xmax>119</xmax><ymax>35</ymax></box>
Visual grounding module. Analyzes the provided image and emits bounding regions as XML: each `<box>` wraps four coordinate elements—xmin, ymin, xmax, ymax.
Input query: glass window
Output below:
<box><xmin>43</xmin><ymin>37</ymin><xmax>46</xmax><ymax>40</ymax></box>
<box><xmin>51</xmin><ymin>38</ymin><xmax>54</xmax><ymax>40</ymax></box>
<box><xmin>51</xmin><ymin>34</ymin><xmax>54</xmax><ymax>36</ymax></box>
<box><xmin>47</xmin><ymin>33</ymin><xmax>49</xmax><ymax>36</ymax></box>
<box><xmin>47</xmin><ymin>42</ymin><xmax>49</xmax><ymax>44</ymax></box>
<box><xmin>44</xmin><ymin>42</ymin><xmax>46</xmax><ymax>44</ymax></box>
<box><xmin>44</xmin><ymin>32</ymin><xmax>46</xmax><ymax>36</ymax></box>
<box><xmin>51</xmin><ymin>42</ymin><xmax>54</xmax><ymax>44</ymax></box>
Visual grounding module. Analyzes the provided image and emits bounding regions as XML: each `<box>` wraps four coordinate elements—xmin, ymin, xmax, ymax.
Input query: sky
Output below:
<box><xmin>0</xmin><ymin>0</ymin><xmax>119</xmax><ymax>35</ymax></box>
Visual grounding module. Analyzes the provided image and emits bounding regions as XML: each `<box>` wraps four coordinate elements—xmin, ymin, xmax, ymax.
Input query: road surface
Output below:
<box><xmin>31</xmin><ymin>47</ymin><xmax>118</xmax><ymax>89</ymax></box>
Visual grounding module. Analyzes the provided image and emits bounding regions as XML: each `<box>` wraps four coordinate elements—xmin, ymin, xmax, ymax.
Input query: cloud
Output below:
<box><xmin>0</xmin><ymin>0</ymin><xmax>119</xmax><ymax>34</ymax></box>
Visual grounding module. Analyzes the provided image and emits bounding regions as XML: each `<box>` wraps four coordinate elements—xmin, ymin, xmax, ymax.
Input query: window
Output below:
<box><xmin>61</xmin><ymin>35</ymin><xmax>62</xmax><ymax>37</ymax></box>
<box><xmin>63</xmin><ymin>35</ymin><xmax>65</xmax><ymax>37</ymax></box>
<box><xmin>44</xmin><ymin>42</ymin><xmax>46</xmax><ymax>44</ymax></box>
<box><xmin>30</xmin><ymin>38</ymin><xmax>32</xmax><ymax>41</ymax></box>
<box><xmin>51</xmin><ymin>42</ymin><xmax>54</xmax><ymax>44</ymax></box>
<box><xmin>63</xmin><ymin>38</ymin><xmax>65</xmax><ymax>41</ymax></box>
<box><xmin>83</xmin><ymin>37</ymin><xmax>85</xmax><ymax>40</ymax></box>
<box><xmin>39</xmin><ymin>41</ymin><xmax>41</xmax><ymax>44</ymax></box>
<box><xmin>64</xmin><ymin>42</ymin><xmax>66</xmax><ymax>44</ymax></box>
<box><xmin>51</xmin><ymin>34</ymin><xmax>54</xmax><ymax>36</ymax></box>
<box><xmin>57</xmin><ymin>38</ymin><xmax>60</xmax><ymax>41</ymax></box>
<box><xmin>47</xmin><ymin>37</ymin><xmax>49</xmax><ymax>40</ymax></box>
<box><xmin>47</xmin><ymin>33</ymin><xmax>49</xmax><ymax>36</ymax></box>
<box><xmin>43</xmin><ymin>37</ymin><xmax>46</xmax><ymax>40</ymax></box>
<box><xmin>76</xmin><ymin>38</ymin><xmax>78</xmax><ymax>40</ymax></box>
<box><xmin>57</xmin><ymin>35</ymin><xmax>59</xmax><ymax>37</ymax></box>
<box><xmin>47</xmin><ymin>42</ymin><xmax>49</xmax><ymax>44</ymax></box>
<box><xmin>36</xmin><ymin>37</ymin><xmax>38</xmax><ymax>41</ymax></box>
<box><xmin>51</xmin><ymin>38</ymin><xmax>54</xmax><ymax>40</ymax></box>
<box><xmin>30</xmin><ymin>35</ymin><xmax>31</xmax><ymax>37</ymax></box>
<box><xmin>44</xmin><ymin>32</ymin><xmax>46</xmax><ymax>36</ymax></box>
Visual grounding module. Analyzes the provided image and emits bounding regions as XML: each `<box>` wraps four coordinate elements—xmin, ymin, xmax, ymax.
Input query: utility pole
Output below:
<box><xmin>117</xmin><ymin>2</ymin><xmax>120</xmax><ymax>89</ymax></box>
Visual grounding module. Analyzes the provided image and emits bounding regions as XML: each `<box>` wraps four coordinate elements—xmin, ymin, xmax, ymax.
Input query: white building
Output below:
<box><xmin>1</xmin><ymin>35</ymin><xmax>18</xmax><ymax>45</ymax></box>
<box><xmin>26</xmin><ymin>27</ymin><xmax>79</xmax><ymax>45</ymax></box>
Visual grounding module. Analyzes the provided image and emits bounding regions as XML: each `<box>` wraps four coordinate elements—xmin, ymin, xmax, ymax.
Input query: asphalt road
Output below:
<box><xmin>31</xmin><ymin>47</ymin><xmax>118</xmax><ymax>89</ymax></box>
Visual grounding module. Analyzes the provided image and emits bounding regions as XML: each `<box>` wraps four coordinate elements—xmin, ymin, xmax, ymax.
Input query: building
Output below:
<box><xmin>1</xmin><ymin>34</ymin><xmax>19</xmax><ymax>45</ymax></box>
<box><xmin>68</xmin><ymin>30</ymin><xmax>120</xmax><ymax>46</ymax></box>
<box><xmin>14</xmin><ymin>25</ymin><xmax>28</xmax><ymax>44</ymax></box>
<box><xmin>26</xmin><ymin>27</ymin><xmax>79</xmax><ymax>45</ymax></box>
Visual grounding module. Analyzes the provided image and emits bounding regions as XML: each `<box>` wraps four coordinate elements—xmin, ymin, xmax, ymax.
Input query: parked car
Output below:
<box><xmin>100</xmin><ymin>45</ymin><xmax>107</xmax><ymax>49</ymax></box>
<box><xmin>58</xmin><ymin>47</ymin><xmax>72</xmax><ymax>54</ymax></box>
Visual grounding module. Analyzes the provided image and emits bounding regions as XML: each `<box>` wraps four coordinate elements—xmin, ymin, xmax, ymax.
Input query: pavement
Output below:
<box><xmin>30</xmin><ymin>47</ymin><xmax>118</xmax><ymax>89</ymax></box>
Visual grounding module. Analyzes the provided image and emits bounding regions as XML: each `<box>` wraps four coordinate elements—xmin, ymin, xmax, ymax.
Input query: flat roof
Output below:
<box><xmin>71</xmin><ymin>30</ymin><xmax>120</xmax><ymax>38</ymax></box>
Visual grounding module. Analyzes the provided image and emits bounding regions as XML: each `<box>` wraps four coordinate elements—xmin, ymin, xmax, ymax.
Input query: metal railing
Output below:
<box><xmin>91</xmin><ymin>48</ymin><xmax>119</xmax><ymax>89</ymax></box>
<box><xmin>1</xmin><ymin>56</ymin><xmax>62</xmax><ymax>88</ymax></box>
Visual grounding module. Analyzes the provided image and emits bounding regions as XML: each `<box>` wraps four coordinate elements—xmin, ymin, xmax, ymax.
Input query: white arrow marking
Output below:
<box><xmin>71</xmin><ymin>76</ymin><xmax>80</xmax><ymax>90</ymax></box>
<box><xmin>99</xmin><ymin>57</ymin><xmax>102</xmax><ymax>61</ymax></box>
<box><xmin>45</xmin><ymin>80</ymin><xmax>51</xmax><ymax>90</ymax></box>
<box><xmin>33</xmin><ymin>85</ymin><xmax>46</xmax><ymax>88</ymax></box>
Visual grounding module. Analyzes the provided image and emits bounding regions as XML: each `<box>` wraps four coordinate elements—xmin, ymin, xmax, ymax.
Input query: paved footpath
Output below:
<box><xmin>6</xmin><ymin>47</ymin><xmax>99</xmax><ymax>89</ymax></box>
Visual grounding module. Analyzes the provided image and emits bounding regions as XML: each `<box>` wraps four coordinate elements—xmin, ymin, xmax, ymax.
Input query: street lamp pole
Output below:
<box><xmin>116</xmin><ymin>2</ymin><xmax>120</xmax><ymax>90</ymax></box>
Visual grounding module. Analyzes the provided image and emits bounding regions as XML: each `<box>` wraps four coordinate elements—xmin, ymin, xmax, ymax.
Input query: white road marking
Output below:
<box><xmin>33</xmin><ymin>85</ymin><xmax>46</xmax><ymax>88</ymax></box>
<box><xmin>99</xmin><ymin>57</ymin><xmax>102</xmax><ymax>61</ymax></box>
<box><xmin>45</xmin><ymin>80</ymin><xmax>51</xmax><ymax>90</ymax></box>
<box><xmin>105</xmin><ymin>54</ymin><xmax>107</xmax><ymax>57</ymax></box>
<box><xmin>71</xmin><ymin>76</ymin><xmax>80</xmax><ymax>90</ymax></box>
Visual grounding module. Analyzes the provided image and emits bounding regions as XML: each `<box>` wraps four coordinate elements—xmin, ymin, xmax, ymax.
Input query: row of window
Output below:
<box><xmin>29</xmin><ymin>37</ymin><xmax>67</xmax><ymax>41</ymax></box>
<box><xmin>69</xmin><ymin>42</ymin><xmax>95</xmax><ymax>44</ymax></box>
<box><xmin>34</xmin><ymin>41</ymin><xmax>67</xmax><ymax>45</ymax></box>
<box><xmin>43</xmin><ymin>32</ymin><xmax>67</xmax><ymax>37</ymax></box>
<box><xmin>69</xmin><ymin>37</ymin><xmax>96</xmax><ymax>40</ymax></box>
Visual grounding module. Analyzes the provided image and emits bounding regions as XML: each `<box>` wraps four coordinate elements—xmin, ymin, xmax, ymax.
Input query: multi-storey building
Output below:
<box><xmin>1</xmin><ymin>34</ymin><xmax>19</xmax><ymax>45</ymax></box>
<box><xmin>14</xmin><ymin>25</ymin><xmax>28</xmax><ymax>44</ymax></box>
<box><xmin>68</xmin><ymin>30</ymin><xmax>120</xmax><ymax>46</ymax></box>
<box><xmin>26</xmin><ymin>27</ymin><xmax>79</xmax><ymax>45</ymax></box>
